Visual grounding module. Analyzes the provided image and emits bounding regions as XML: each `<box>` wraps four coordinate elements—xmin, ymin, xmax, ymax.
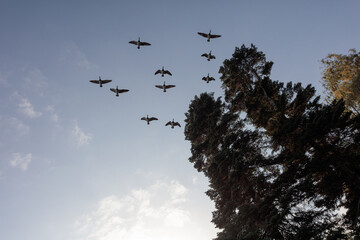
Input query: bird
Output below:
<box><xmin>129</xmin><ymin>37</ymin><xmax>151</xmax><ymax>49</ymax></box>
<box><xmin>155</xmin><ymin>82</ymin><xmax>176</xmax><ymax>92</ymax></box>
<box><xmin>90</xmin><ymin>76</ymin><xmax>112</xmax><ymax>87</ymax></box>
<box><xmin>165</xmin><ymin>119</ymin><xmax>181</xmax><ymax>128</ymax></box>
<box><xmin>141</xmin><ymin>115</ymin><xmax>158</xmax><ymax>125</ymax></box>
<box><xmin>202</xmin><ymin>73</ymin><xmax>215</xmax><ymax>83</ymax></box>
<box><xmin>110</xmin><ymin>86</ymin><xmax>129</xmax><ymax>96</ymax></box>
<box><xmin>201</xmin><ymin>51</ymin><xmax>216</xmax><ymax>61</ymax></box>
<box><xmin>197</xmin><ymin>30</ymin><xmax>221</xmax><ymax>42</ymax></box>
<box><xmin>155</xmin><ymin>66</ymin><xmax>172</xmax><ymax>77</ymax></box>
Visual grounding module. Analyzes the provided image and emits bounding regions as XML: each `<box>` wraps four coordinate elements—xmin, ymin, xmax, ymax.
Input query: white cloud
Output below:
<box><xmin>43</xmin><ymin>106</ymin><xmax>62</xmax><ymax>138</ymax></box>
<box><xmin>169</xmin><ymin>180</ymin><xmax>187</xmax><ymax>199</ymax></box>
<box><xmin>164</xmin><ymin>208</ymin><xmax>190</xmax><ymax>227</ymax></box>
<box><xmin>8</xmin><ymin>117</ymin><xmax>30</xmax><ymax>135</ymax></box>
<box><xmin>192</xmin><ymin>176</ymin><xmax>198</xmax><ymax>184</ymax></box>
<box><xmin>72</xmin><ymin>121</ymin><xmax>92</xmax><ymax>147</ymax></box>
<box><xmin>24</xmin><ymin>68</ymin><xmax>48</xmax><ymax>94</ymax></box>
<box><xmin>73</xmin><ymin>180</ymin><xmax>192</xmax><ymax>240</ymax></box>
<box><xmin>18</xmin><ymin>97</ymin><xmax>42</xmax><ymax>119</ymax></box>
<box><xmin>10</xmin><ymin>153</ymin><xmax>32</xmax><ymax>171</ymax></box>
<box><xmin>0</xmin><ymin>116</ymin><xmax>30</xmax><ymax>136</ymax></box>
<box><xmin>61</xmin><ymin>42</ymin><xmax>97</xmax><ymax>70</ymax></box>
<box><xmin>45</xmin><ymin>105</ymin><xmax>60</xmax><ymax>124</ymax></box>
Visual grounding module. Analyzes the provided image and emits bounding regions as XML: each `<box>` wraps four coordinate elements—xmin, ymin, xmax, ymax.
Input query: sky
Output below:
<box><xmin>0</xmin><ymin>1</ymin><xmax>359</xmax><ymax>240</ymax></box>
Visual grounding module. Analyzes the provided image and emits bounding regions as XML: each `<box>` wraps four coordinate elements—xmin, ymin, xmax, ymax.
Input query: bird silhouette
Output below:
<box><xmin>155</xmin><ymin>82</ymin><xmax>176</xmax><ymax>92</ymax></box>
<box><xmin>141</xmin><ymin>115</ymin><xmax>158</xmax><ymax>125</ymax></box>
<box><xmin>202</xmin><ymin>73</ymin><xmax>215</xmax><ymax>83</ymax></box>
<box><xmin>165</xmin><ymin>119</ymin><xmax>181</xmax><ymax>128</ymax></box>
<box><xmin>90</xmin><ymin>76</ymin><xmax>112</xmax><ymax>87</ymax></box>
<box><xmin>197</xmin><ymin>30</ymin><xmax>221</xmax><ymax>42</ymax></box>
<box><xmin>110</xmin><ymin>86</ymin><xmax>129</xmax><ymax>96</ymax></box>
<box><xmin>129</xmin><ymin>37</ymin><xmax>151</xmax><ymax>49</ymax></box>
<box><xmin>155</xmin><ymin>66</ymin><xmax>172</xmax><ymax>77</ymax></box>
<box><xmin>201</xmin><ymin>51</ymin><xmax>216</xmax><ymax>61</ymax></box>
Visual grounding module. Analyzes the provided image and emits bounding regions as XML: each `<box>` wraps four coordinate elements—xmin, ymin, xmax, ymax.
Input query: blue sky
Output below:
<box><xmin>0</xmin><ymin>1</ymin><xmax>359</xmax><ymax>240</ymax></box>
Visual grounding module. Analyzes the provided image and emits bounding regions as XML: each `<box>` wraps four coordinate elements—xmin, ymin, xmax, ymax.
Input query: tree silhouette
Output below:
<box><xmin>185</xmin><ymin>45</ymin><xmax>360</xmax><ymax>239</ymax></box>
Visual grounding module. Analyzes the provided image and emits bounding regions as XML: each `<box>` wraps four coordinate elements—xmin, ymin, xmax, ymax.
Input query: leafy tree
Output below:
<box><xmin>321</xmin><ymin>49</ymin><xmax>360</xmax><ymax>114</ymax></box>
<box><xmin>185</xmin><ymin>44</ymin><xmax>360</xmax><ymax>239</ymax></box>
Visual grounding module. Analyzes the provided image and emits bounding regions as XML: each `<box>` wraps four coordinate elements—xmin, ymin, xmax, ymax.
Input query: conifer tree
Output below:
<box><xmin>185</xmin><ymin>45</ymin><xmax>360</xmax><ymax>239</ymax></box>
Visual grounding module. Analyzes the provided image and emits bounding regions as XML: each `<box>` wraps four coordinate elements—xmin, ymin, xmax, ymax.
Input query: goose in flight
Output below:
<box><xmin>165</xmin><ymin>119</ymin><xmax>181</xmax><ymax>128</ymax></box>
<box><xmin>90</xmin><ymin>76</ymin><xmax>112</xmax><ymax>87</ymax></box>
<box><xmin>201</xmin><ymin>51</ymin><xmax>216</xmax><ymax>61</ymax></box>
<box><xmin>129</xmin><ymin>37</ymin><xmax>151</xmax><ymax>49</ymax></box>
<box><xmin>141</xmin><ymin>115</ymin><xmax>158</xmax><ymax>125</ymax></box>
<box><xmin>155</xmin><ymin>82</ymin><xmax>176</xmax><ymax>92</ymax></box>
<box><xmin>155</xmin><ymin>66</ymin><xmax>172</xmax><ymax>77</ymax></box>
<box><xmin>197</xmin><ymin>30</ymin><xmax>221</xmax><ymax>42</ymax></box>
<box><xmin>202</xmin><ymin>73</ymin><xmax>215</xmax><ymax>83</ymax></box>
<box><xmin>110</xmin><ymin>86</ymin><xmax>129</xmax><ymax>96</ymax></box>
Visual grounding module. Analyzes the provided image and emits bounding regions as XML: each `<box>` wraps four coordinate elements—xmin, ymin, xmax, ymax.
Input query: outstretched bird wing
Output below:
<box><xmin>90</xmin><ymin>80</ymin><xmax>100</xmax><ymax>84</ymax></box>
<box><xmin>141</xmin><ymin>117</ymin><xmax>146</xmax><ymax>121</ymax></box>
<box><xmin>201</xmin><ymin>53</ymin><xmax>208</xmax><ymax>57</ymax></box>
<box><xmin>102</xmin><ymin>80</ymin><xmax>112</xmax><ymax>84</ymax></box>
<box><xmin>149</xmin><ymin>117</ymin><xmax>158</xmax><ymax>121</ymax></box>
<box><xmin>140</xmin><ymin>42</ymin><xmax>151</xmax><ymax>46</ymax></box>
<box><xmin>174</xmin><ymin>122</ymin><xmax>181</xmax><ymax>127</ymax></box>
<box><xmin>209</xmin><ymin>77</ymin><xmax>215</xmax><ymax>81</ymax></box>
<box><xmin>210</xmin><ymin>55</ymin><xmax>216</xmax><ymax>59</ymax></box>
<box><xmin>202</xmin><ymin>77</ymin><xmax>207</xmax><ymax>81</ymax></box>
<box><xmin>154</xmin><ymin>70</ymin><xmax>161</xmax><ymax>75</ymax></box>
<box><xmin>165</xmin><ymin>121</ymin><xmax>172</xmax><ymax>126</ymax></box>
<box><xmin>129</xmin><ymin>41</ymin><xmax>137</xmax><ymax>45</ymax></box>
<box><xmin>155</xmin><ymin>85</ymin><xmax>163</xmax><ymax>89</ymax></box>
<box><xmin>164</xmin><ymin>70</ymin><xmax>172</xmax><ymax>76</ymax></box>
<box><xmin>210</xmin><ymin>34</ymin><xmax>221</xmax><ymax>39</ymax></box>
<box><xmin>110</xmin><ymin>88</ymin><xmax>116</xmax><ymax>93</ymax></box>
<box><xmin>197</xmin><ymin>32</ymin><xmax>208</xmax><ymax>38</ymax></box>
<box><xmin>118</xmin><ymin>89</ymin><xmax>129</xmax><ymax>93</ymax></box>
<box><xmin>165</xmin><ymin>85</ymin><xmax>175</xmax><ymax>89</ymax></box>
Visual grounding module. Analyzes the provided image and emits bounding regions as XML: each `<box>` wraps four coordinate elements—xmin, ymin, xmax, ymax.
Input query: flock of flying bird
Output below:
<box><xmin>89</xmin><ymin>30</ymin><xmax>222</xmax><ymax>128</ymax></box>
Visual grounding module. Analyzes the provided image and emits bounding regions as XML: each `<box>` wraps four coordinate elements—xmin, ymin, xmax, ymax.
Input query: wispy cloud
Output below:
<box><xmin>61</xmin><ymin>42</ymin><xmax>98</xmax><ymax>70</ymax></box>
<box><xmin>43</xmin><ymin>105</ymin><xmax>62</xmax><ymax>139</ymax></box>
<box><xmin>23</xmin><ymin>68</ymin><xmax>48</xmax><ymax>95</ymax></box>
<box><xmin>25</xmin><ymin>68</ymin><xmax>47</xmax><ymax>88</ymax></box>
<box><xmin>18</xmin><ymin>97</ymin><xmax>42</xmax><ymax>119</ymax></box>
<box><xmin>192</xmin><ymin>176</ymin><xmax>198</xmax><ymax>184</ymax></box>
<box><xmin>0</xmin><ymin>116</ymin><xmax>30</xmax><ymax>137</ymax></box>
<box><xmin>73</xmin><ymin>180</ymin><xmax>192</xmax><ymax>240</ymax></box>
<box><xmin>45</xmin><ymin>105</ymin><xmax>60</xmax><ymax>124</ymax></box>
<box><xmin>10</xmin><ymin>153</ymin><xmax>32</xmax><ymax>171</ymax></box>
<box><xmin>72</xmin><ymin>121</ymin><xmax>92</xmax><ymax>147</ymax></box>
<box><xmin>8</xmin><ymin>117</ymin><xmax>30</xmax><ymax>135</ymax></box>
<box><xmin>0</xmin><ymin>72</ymin><xmax>9</xmax><ymax>85</ymax></box>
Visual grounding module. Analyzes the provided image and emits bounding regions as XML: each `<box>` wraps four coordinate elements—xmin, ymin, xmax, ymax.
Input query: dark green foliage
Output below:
<box><xmin>184</xmin><ymin>45</ymin><xmax>360</xmax><ymax>239</ymax></box>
